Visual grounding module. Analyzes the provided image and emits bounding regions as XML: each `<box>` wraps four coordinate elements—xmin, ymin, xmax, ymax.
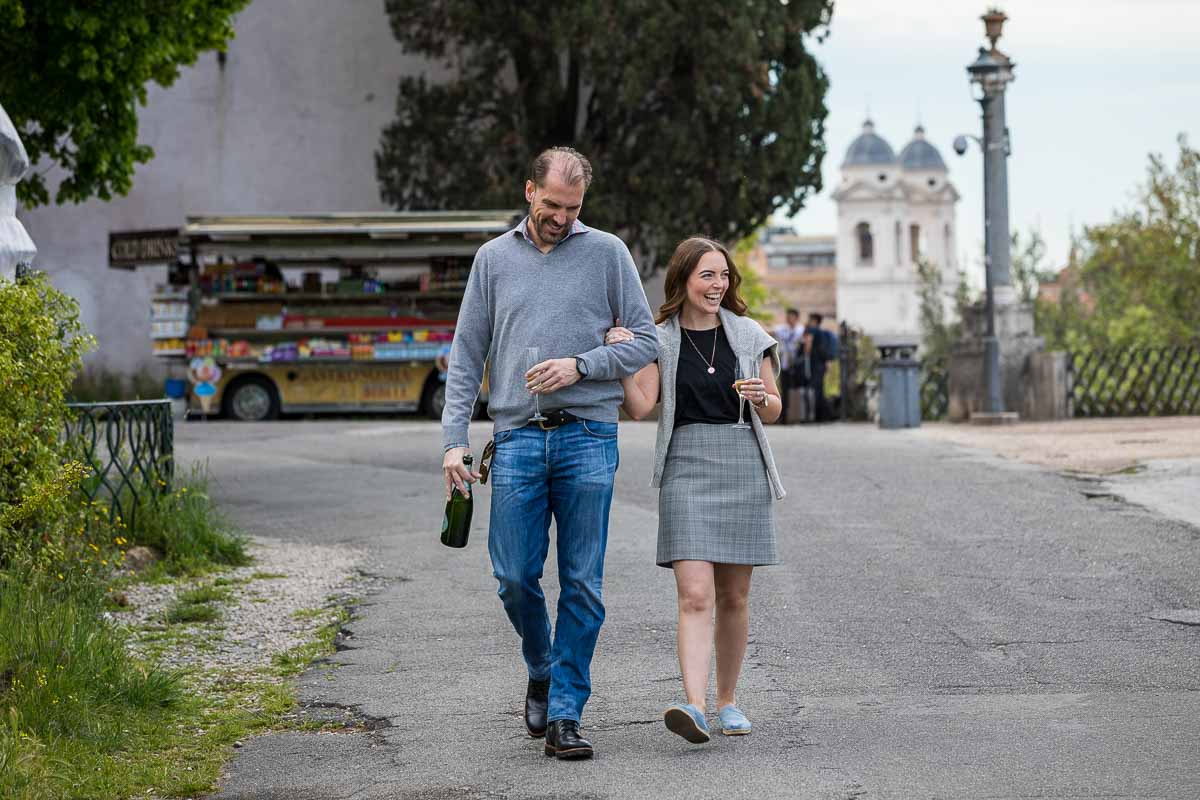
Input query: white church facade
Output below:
<box><xmin>832</xmin><ymin>120</ymin><xmax>961</xmax><ymax>342</ymax></box>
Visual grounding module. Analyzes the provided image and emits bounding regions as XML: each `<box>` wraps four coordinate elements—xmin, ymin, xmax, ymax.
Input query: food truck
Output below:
<box><xmin>133</xmin><ymin>211</ymin><xmax>519</xmax><ymax>420</ymax></box>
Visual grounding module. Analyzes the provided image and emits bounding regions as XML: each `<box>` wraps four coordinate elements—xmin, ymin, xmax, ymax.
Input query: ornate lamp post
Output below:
<box><xmin>962</xmin><ymin>8</ymin><xmax>1016</xmax><ymax>417</ymax></box>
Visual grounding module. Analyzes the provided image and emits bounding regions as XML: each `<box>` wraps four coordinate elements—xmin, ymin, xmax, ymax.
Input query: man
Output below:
<box><xmin>441</xmin><ymin>147</ymin><xmax>658</xmax><ymax>760</ymax></box>
<box><xmin>805</xmin><ymin>313</ymin><xmax>838</xmax><ymax>421</ymax></box>
<box><xmin>772</xmin><ymin>308</ymin><xmax>804</xmax><ymax>422</ymax></box>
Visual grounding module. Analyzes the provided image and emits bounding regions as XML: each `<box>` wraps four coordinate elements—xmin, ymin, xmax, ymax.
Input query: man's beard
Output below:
<box><xmin>532</xmin><ymin>211</ymin><xmax>567</xmax><ymax>244</ymax></box>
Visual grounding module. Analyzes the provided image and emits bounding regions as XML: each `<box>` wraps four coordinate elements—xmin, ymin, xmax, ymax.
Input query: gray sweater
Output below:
<box><xmin>442</xmin><ymin>219</ymin><xmax>658</xmax><ymax>451</ymax></box>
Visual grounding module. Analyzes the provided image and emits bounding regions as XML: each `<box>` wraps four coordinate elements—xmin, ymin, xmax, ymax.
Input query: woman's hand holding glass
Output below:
<box><xmin>735</xmin><ymin>377</ymin><xmax>768</xmax><ymax>408</ymax></box>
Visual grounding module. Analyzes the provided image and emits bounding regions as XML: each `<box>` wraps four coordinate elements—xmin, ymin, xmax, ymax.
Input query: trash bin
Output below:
<box><xmin>165</xmin><ymin>378</ymin><xmax>188</xmax><ymax>421</ymax></box>
<box><xmin>877</xmin><ymin>343</ymin><xmax>920</xmax><ymax>429</ymax></box>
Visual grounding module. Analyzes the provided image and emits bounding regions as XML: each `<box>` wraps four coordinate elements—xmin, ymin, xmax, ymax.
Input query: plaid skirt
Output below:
<box><xmin>656</xmin><ymin>422</ymin><xmax>778</xmax><ymax>568</ymax></box>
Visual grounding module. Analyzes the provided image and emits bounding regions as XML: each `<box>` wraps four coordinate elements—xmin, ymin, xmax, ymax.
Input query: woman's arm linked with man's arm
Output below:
<box><xmin>604</xmin><ymin>322</ymin><xmax>659</xmax><ymax>420</ymax></box>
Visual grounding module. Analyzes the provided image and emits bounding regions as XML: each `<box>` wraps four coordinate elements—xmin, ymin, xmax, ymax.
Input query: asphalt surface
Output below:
<box><xmin>179</xmin><ymin>419</ymin><xmax>1200</xmax><ymax>800</ymax></box>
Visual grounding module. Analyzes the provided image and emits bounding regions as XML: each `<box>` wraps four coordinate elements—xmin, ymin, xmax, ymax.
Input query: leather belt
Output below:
<box><xmin>535</xmin><ymin>409</ymin><xmax>581</xmax><ymax>430</ymax></box>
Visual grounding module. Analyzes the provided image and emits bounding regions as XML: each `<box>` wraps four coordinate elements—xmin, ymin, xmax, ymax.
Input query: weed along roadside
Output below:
<box><xmin>2</xmin><ymin>466</ymin><xmax>373</xmax><ymax>800</ymax></box>
<box><xmin>1</xmin><ymin>272</ymin><xmax>371</xmax><ymax>799</ymax></box>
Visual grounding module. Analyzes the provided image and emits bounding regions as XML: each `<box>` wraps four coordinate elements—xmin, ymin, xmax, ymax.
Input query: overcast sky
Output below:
<box><xmin>786</xmin><ymin>0</ymin><xmax>1200</xmax><ymax>283</ymax></box>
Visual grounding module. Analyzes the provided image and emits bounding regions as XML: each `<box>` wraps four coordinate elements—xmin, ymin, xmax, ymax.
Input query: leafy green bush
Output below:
<box><xmin>0</xmin><ymin>271</ymin><xmax>95</xmax><ymax>571</ymax></box>
<box><xmin>1037</xmin><ymin>135</ymin><xmax>1200</xmax><ymax>352</ymax></box>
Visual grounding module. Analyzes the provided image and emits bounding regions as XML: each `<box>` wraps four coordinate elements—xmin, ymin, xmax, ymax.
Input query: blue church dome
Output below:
<box><xmin>898</xmin><ymin>126</ymin><xmax>947</xmax><ymax>172</ymax></box>
<box><xmin>842</xmin><ymin>120</ymin><xmax>895</xmax><ymax>168</ymax></box>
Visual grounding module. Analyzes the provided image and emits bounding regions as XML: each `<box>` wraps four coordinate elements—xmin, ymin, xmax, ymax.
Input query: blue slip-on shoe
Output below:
<box><xmin>718</xmin><ymin>704</ymin><xmax>752</xmax><ymax>736</ymax></box>
<box><xmin>664</xmin><ymin>703</ymin><xmax>710</xmax><ymax>744</ymax></box>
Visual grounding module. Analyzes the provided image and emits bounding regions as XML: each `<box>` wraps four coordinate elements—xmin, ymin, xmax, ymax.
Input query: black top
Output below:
<box><xmin>675</xmin><ymin>325</ymin><xmax>741</xmax><ymax>427</ymax></box>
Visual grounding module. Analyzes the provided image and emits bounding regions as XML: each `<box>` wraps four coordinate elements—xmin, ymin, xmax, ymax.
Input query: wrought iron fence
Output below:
<box><xmin>1068</xmin><ymin>346</ymin><xmax>1200</xmax><ymax>417</ymax></box>
<box><xmin>64</xmin><ymin>400</ymin><xmax>174</xmax><ymax>529</ymax></box>
<box><xmin>920</xmin><ymin>360</ymin><xmax>950</xmax><ymax>421</ymax></box>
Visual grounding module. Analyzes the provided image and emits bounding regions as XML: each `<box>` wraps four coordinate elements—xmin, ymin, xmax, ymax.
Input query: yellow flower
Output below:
<box><xmin>88</xmin><ymin>543</ymin><xmax>100</xmax><ymax>553</ymax></box>
<box><xmin>57</xmin><ymin>573</ymin><xmax>64</xmax><ymax>580</ymax></box>
<box><xmin>101</xmin><ymin>560</ymin><xmax>107</xmax><ymax>566</ymax></box>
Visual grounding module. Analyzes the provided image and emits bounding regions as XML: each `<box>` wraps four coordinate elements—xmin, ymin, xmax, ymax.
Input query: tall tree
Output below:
<box><xmin>0</xmin><ymin>0</ymin><xmax>249</xmax><ymax>207</ymax></box>
<box><xmin>1009</xmin><ymin>228</ymin><xmax>1056</xmax><ymax>304</ymax></box>
<box><xmin>377</xmin><ymin>0</ymin><xmax>833</xmax><ymax>275</ymax></box>
<box><xmin>1038</xmin><ymin>134</ymin><xmax>1200</xmax><ymax>350</ymax></box>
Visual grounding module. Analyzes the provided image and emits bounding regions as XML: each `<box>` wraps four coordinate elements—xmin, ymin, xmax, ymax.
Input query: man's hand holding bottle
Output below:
<box><xmin>443</xmin><ymin>447</ymin><xmax>480</xmax><ymax>499</ymax></box>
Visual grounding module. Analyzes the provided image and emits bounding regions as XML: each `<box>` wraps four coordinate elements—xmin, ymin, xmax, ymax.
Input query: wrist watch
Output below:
<box><xmin>575</xmin><ymin>357</ymin><xmax>589</xmax><ymax>377</ymax></box>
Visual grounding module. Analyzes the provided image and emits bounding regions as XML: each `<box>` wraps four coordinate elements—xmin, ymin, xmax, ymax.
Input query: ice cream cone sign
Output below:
<box><xmin>188</xmin><ymin>357</ymin><xmax>222</xmax><ymax>415</ymax></box>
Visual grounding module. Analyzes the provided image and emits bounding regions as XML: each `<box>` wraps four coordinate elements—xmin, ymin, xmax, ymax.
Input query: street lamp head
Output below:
<box><xmin>982</xmin><ymin>8</ymin><xmax>1008</xmax><ymax>51</ymax></box>
<box><xmin>966</xmin><ymin>45</ymin><xmax>1015</xmax><ymax>95</ymax></box>
<box><xmin>953</xmin><ymin>135</ymin><xmax>970</xmax><ymax>156</ymax></box>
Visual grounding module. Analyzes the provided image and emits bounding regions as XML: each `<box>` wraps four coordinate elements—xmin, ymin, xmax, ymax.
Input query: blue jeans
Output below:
<box><xmin>487</xmin><ymin>420</ymin><xmax>619</xmax><ymax>723</ymax></box>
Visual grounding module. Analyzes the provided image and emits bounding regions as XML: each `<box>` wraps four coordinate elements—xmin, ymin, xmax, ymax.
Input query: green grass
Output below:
<box><xmin>123</xmin><ymin>464</ymin><xmax>251</xmax><ymax>576</ymax></box>
<box><xmin>165</xmin><ymin>579</ymin><xmax>234</xmax><ymax>625</ymax></box>
<box><xmin>166</xmin><ymin>601</ymin><xmax>220</xmax><ymax>625</ymax></box>
<box><xmin>178</xmin><ymin>584</ymin><xmax>232</xmax><ymax>605</ymax></box>
<box><xmin>0</xmin><ymin>570</ymin><xmax>356</xmax><ymax>800</ymax></box>
<box><xmin>0</xmin><ymin>451</ymin><xmax>357</xmax><ymax>799</ymax></box>
<box><xmin>271</xmin><ymin>607</ymin><xmax>349</xmax><ymax>678</ymax></box>
<box><xmin>289</xmin><ymin>607</ymin><xmax>328</xmax><ymax>621</ymax></box>
<box><xmin>0</xmin><ymin>570</ymin><xmax>180</xmax><ymax>800</ymax></box>
<box><xmin>251</xmin><ymin>571</ymin><xmax>287</xmax><ymax>580</ymax></box>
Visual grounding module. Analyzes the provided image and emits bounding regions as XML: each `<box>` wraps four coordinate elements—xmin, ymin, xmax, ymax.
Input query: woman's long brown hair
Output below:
<box><xmin>655</xmin><ymin>237</ymin><xmax>749</xmax><ymax>324</ymax></box>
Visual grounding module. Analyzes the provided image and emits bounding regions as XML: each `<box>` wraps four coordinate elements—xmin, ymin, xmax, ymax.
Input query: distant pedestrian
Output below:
<box><xmin>773</xmin><ymin>308</ymin><xmax>804</xmax><ymax>423</ymax></box>
<box><xmin>805</xmin><ymin>313</ymin><xmax>837</xmax><ymax>422</ymax></box>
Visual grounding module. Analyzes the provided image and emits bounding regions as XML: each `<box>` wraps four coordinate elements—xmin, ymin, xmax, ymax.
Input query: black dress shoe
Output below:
<box><xmin>525</xmin><ymin>678</ymin><xmax>550</xmax><ymax>738</ymax></box>
<box><xmin>544</xmin><ymin>719</ymin><xmax>594</xmax><ymax>759</ymax></box>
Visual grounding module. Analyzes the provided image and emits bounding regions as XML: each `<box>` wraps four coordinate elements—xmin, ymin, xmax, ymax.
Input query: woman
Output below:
<box><xmin>606</xmin><ymin>236</ymin><xmax>785</xmax><ymax>744</ymax></box>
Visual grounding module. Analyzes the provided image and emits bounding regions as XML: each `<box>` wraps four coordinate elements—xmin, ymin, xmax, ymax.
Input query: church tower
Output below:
<box><xmin>833</xmin><ymin>121</ymin><xmax>960</xmax><ymax>341</ymax></box>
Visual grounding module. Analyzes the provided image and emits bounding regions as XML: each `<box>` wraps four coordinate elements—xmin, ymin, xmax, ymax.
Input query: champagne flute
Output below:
<box><xmin>732</xmin><ymin>354</ymin><xmax>753</xmax><ymax>429</ymax></box>
<box><xmin>526</xmin><ymin>347</ymin><xmax>548</xmax><ymax>423</ymax></box>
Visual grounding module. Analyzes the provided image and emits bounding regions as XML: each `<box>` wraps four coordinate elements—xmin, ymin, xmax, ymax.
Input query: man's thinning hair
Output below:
<box><xmin>530</xmin><ymin>147</ymin><xmax>593</xmax><ymax>190</ymax></box>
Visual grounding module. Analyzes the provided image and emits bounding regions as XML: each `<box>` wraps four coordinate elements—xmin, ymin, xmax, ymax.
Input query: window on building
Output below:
<box><xmin>767</xmin><ymin>255</ymin><xmax>788</xmax><ymax>269</ymax></box>
<box><xmin>856</xmin><ymin>223</ymin><xmax>874</xmax><ymax>266</ymax></box>
<box><xmin>894</xmin><ymin>221</ymin><xmax>902</xmax><ymax>264</ymax></box>
<box><xmin>909</xmin><ymin>224</ymin><xmax>922</xmax><ymax>262</ymax></box>
<box><xmin>944</xmin><ymin>223</ymin><xmax>952</xmax><ymax>265</ymax></box>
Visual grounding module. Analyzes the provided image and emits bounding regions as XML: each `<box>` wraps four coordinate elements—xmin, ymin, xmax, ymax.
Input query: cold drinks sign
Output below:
<box><xmin>108</xmin><ymin>228</ymin><xmax>179</xmax><ymax>269</ymax></box>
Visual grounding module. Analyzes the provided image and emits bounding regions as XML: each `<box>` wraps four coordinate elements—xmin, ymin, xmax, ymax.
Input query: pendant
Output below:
<box><xmin>707</xmin><ymin>367</ymin><xmax>715</xmax><ymax>374</ymax></box>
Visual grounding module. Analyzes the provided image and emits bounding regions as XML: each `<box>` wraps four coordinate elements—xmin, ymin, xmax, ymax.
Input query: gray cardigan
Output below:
<box><xmin>651</xmin><ymin>307</ymin><xmax>786</xmax><ymax>500</ymax></box>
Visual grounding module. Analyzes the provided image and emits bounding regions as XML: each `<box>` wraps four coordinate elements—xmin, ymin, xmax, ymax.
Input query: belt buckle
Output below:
<box><xmin>537</xmin><ymin>410</ymin><xmax>563</xmax><ymax>431</ymax></box>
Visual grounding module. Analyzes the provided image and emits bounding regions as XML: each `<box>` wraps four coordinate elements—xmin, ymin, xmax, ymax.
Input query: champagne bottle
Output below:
<box><xmin>440</xmin><ymin>454</ymin><xmax>473</xmax><ymax>548</ymax></box>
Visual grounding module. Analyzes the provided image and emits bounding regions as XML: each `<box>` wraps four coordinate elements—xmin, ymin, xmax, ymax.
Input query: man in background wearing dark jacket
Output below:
<box><xmin>805</xmin><ymin>313</ymin><xmax>838</xmax><ymax>422</ymax></box>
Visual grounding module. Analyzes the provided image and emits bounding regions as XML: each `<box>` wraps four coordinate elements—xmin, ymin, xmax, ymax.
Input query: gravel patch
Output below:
<box><xmin>114</xmin><ymin>536</ymin><xmax>376</xmax><ymax>680</ymax></box>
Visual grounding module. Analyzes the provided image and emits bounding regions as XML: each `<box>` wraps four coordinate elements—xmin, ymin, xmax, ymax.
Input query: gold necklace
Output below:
<box><xmin>682</xmin><ymin>326</ymin><xmax>719</xmax><ymax>374</ymax></box>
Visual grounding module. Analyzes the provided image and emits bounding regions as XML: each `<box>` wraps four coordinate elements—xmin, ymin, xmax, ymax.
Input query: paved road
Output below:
<box><xmin>181</xmin><ymin>420</ymin><xmax>1200</xmax><ymax>800</ymax></box>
